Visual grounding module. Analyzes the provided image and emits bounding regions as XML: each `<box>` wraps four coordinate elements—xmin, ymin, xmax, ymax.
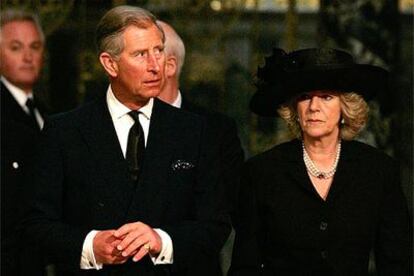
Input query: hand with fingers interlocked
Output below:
<box><xmin>93</xmin><ymin>222</ymin><xmax>162</xmax><ymax>265</ymax></box>
<box><xmin>93</xmin><ymin>230</ymin><xmax>128</xmax><ymax>265</ymax></box>
<box><xmin>114</xmin><ymin>221</ymin><xmax>162</xmax><ymax>262</ymax></box>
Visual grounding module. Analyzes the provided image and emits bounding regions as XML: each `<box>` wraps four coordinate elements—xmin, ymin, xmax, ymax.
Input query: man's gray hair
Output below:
<box><xmin>96</xmin><ymin>5</ymin><xmax>164</xmax><ymax>58</ymax></box>
<box><xmin>0</xmin><ymin>9</ymin><xmax>45</xmax><ymax>43</ymax></box>
<box><xmin>157</xmin><ymin>20</ymin><xmax>186</xmax><ymax>77</ymax></box>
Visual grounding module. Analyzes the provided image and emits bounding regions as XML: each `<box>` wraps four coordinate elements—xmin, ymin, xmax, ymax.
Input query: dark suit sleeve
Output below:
<box><xmin>218</xmin><ymin>117</ymin><xmax>244</xmax><ymax>218</ymax></box>
<box><xmin>228</xmin><ymin>161</ymin><xmax>262</xmax><ymax>276</ymax></box>
<box><xmin>22</xmin><ymin>119</ymin><xmax>91</xmax><ymax>268</ymax></box>
<box><xmin>375</xmin><ymin>159</ymin><xmax>412</xmax><ymax>276</ymax></box>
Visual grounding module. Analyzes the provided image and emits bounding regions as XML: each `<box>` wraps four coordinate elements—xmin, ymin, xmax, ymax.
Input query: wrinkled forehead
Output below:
<box><xmin>120</xmin><ymin>23</ymin><xmax>164</xmax><ymax>49</ymax></box>
<box><xmin>121</xmin><ymin>20</ymin><xmax>165</xmax><ymax>43</ymax></box>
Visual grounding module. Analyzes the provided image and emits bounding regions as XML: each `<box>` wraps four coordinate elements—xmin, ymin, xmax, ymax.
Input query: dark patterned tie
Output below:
<box><xmin>25</xmin><ymin>98</ymin><xmax>40</xmax><ymax>130</ymax></box>
<box><xmin>126</xmin><ymin>111</ymin><xmax>145</xmax><ymax>182</ymax></box>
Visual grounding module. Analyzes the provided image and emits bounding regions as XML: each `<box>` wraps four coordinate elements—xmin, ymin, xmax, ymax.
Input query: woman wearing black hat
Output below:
<box><xmin>229</xmin><ymin>48</ymin><xmax>411</xmax><ymax>276</ymax></box>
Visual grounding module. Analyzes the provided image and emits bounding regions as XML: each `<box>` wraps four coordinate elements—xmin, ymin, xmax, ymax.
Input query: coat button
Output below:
<box><xmin>320</xmin><ymin>221</ymin><xmax>328</xmax><ymax>231</ymax></box>
<box><xmin>321</xmin><ymin>250</ymin><xmax>327</xmax><ymax>259</ymax></box>
<box><xmin>12</xmin><ymin>162</ymin><xmax>19</xmax><ymax>169</ymax></box>
<box><xmin>161</xmin><ymin>256</ymin><xmax>165</xmax><ymax>261</ymax></box>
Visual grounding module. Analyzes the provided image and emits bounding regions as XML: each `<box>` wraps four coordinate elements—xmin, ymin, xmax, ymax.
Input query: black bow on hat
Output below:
<box><xmin>250</xmin><ymin>48</ymin><xmax>389</xmax><ymax>117</ymax></box>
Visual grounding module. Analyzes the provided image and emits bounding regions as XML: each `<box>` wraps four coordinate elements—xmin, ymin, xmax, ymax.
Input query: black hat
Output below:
<box><xmin>250</xmin><ymin>48</ymin><xmax>389</xmax><ymax>116</ymax></box>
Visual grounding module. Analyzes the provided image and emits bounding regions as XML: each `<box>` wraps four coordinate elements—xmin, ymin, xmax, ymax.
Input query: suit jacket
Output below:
<box><xmin>229</xmin><ymin>139</ymin><xmax>412</xmax><ymax>276</ymax></box>
<box><xmin>1</xmin><ymin>81</ymin><xmax>46</xmax><ymax>130</ymax></box>
<box><xmin>180</xmin><ymin>98</ymin><xmax>244</xmax><ymax>276</ymax></box>
<box><xmin>24</xmin><ymin>96</ymin><xmax>231</xmax><ymax>276</ymax></box>
<box><xmin>1</xmin><ymin>82</ymin><xmax>47</xmax><ymax>276</ymax></box>
<box><xmin>181</xmin><ymin>98</ymin><xmax>244</xmax><ymax>218</ymax></box>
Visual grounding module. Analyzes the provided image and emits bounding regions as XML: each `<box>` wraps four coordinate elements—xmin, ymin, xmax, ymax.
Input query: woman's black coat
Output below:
<box><xmin>229</xmin><ymin>139</ymin><xmax>412</xmax><ymax>276</ymax></box>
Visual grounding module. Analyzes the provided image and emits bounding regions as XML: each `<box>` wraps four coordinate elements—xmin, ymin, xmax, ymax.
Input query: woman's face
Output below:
<box><xmin>296</xmin><ymin>90</ymin><xmax>341</xmax><ymax>141</ymax></box>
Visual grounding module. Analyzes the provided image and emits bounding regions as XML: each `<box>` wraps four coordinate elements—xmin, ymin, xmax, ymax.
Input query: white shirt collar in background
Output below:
<box><xmin>171</xmin><ymin>90</ymin><xmax>182</xmax><ymax>108</ymax></box>
<box><xmin>1</xmin><ymin>76</ymin><xmax>44</xmax><ymax>129</ymax></box>
<box><xmin>1</xmin><ymin>76</ymin><xmax>34</xmax><ymax>114</ymax></box>
<box><xmin>171</xmin><ymin>90</ymin><xmax>183</xmax><ymax>108</ymax></box>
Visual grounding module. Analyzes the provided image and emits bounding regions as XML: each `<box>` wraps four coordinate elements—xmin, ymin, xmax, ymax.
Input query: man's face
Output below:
<box><xmin>110</xmin><ymin>24</ymin><xmax>166</xmax><ymax>106</ymax></box>
<box><xmin>0</xmin><ymin>20</ymin><xmax>44</xmax><ymax>92</ymax></box>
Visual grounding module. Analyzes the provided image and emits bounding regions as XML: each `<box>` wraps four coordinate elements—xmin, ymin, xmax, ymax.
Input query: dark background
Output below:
<box><xmin>1</xmin><ymin>0</ymin><xmax>412</xmax><ymax>274</ymax></box>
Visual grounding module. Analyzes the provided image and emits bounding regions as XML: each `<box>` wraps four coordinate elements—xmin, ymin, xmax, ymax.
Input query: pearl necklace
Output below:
<box><xmin>302</xmin><ymin>141</ymin><xmax>341</xmax><ymax>179</ymax></box>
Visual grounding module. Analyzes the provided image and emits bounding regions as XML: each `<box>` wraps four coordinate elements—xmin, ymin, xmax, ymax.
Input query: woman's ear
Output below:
<box><xmin>99</xmin><ymin>52</ymin><xmax>118</xmax><ymax>77</ymax></box>
<box><xmin>165</xmin><ymin>56</ymin><xmax>177</xmax><ymax>78</ymax></box>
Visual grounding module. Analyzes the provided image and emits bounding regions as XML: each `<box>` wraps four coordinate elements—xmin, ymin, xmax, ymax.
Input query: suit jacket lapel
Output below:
<box><xmin>1</xmin><ymin>82</ymin><xmax>39</xmax><ymax>130</ymax></box>
<box><xmin>282</xmin><ymin>140</ymin><xmax>360</xmax><ymax>203</ymax></box>
<box><xmin>77</xmin><ymin>96</ymin><xmax>134</xmax><ymax>219</ymax></box>
<box><xmin>282</xmin><ymin>140</ymin><xmax>317</xmax><ymax>195</ymax></box>
<box><xmin>126</xmin><ymin>99</ymin><xmax>178</xmax><ymax>225</ymax></box>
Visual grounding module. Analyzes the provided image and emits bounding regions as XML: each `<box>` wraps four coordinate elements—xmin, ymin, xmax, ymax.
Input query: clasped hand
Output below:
<box><xmin>93</xmin><ymin>221</ymin><xmax>162</xmax><ymax>265</ymax></box>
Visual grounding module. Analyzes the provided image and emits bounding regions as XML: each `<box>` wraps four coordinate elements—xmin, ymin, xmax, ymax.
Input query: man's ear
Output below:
<box><xmin>99</xmin><ymin>52</ymin><xmax>118</xmax><ymax>77</ymax></box>
<box><xmin>166</xmin><ymin>56</ymin><xmax>177</xmax><ymax>78</ymax></box>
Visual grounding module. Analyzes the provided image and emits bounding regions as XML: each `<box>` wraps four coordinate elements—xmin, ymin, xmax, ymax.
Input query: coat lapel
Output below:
<box><xmin>326</xmin><ymin>141</ymin><xmax>360</xmax><ymax>203</ymax></box>
<box><xmin>282</xmin><ymin>139</ymin><xmax>358</xmax><ymax>202</ymax></box>
<box><xmin>282</xmin><ymin>140</ymin><xmax>317</xmax><ymax>195</ymax></box>
<box><xmin>125</xmin><ymin>99</ymin><xmax>179</xmax><ymax>225</ymax></box>
<box><xmin>1</xmin><ymin>82</ymin><xmax>41</xmax><ymax>131</ymax></box>
<box><xmin>77</xmin><ymin>96</ymin><xmax>134</xmax><ymax>220</ymax></box>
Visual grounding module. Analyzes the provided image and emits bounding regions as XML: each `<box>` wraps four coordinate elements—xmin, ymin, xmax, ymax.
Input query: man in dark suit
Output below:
<box><xmin>24</xmin><ymin>6</ymin><xmax>230</xmax><ymax>276</ymax></box>
<box><xmin>156</xmin><ymin>20</ymin><xmax>244</xmax><ymax>275</ymax></box>
<box><xmin>157</xmin><ymin>20</ymin><xmax>244</xmax><ymax>217</ymax></box>
<box><xmin>1</xmin><ymin>9</ymin><xmax>47</xmax><ymax>276</ymax></box>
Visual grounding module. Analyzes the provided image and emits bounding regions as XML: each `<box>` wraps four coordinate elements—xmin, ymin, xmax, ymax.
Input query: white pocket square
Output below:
<box><xmin>171</xmin><ymin>160</ymin><xmax>195</xmax><ymax>171</ymax></box>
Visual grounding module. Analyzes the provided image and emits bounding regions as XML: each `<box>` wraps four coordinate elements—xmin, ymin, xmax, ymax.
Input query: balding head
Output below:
<box><xmin>157</xmin><ymin>20</ymin><xmax>185</xmax><ymax>77</ymax></box>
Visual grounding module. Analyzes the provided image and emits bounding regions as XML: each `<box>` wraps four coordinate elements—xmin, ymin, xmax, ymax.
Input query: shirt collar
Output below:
<box><xmin>171</xmin><ymin>90</ymin><xmax>182</xmax><ymax>108</ymax></box>
<box><xmin>106</xmin><ymin>85</ymin><xmax>153</xmax><ymax>121</ymax></box>
<box><xmin>1</xmin><ymin>76</ymin><xmax>34</xmax><ymax>107</ymax></box>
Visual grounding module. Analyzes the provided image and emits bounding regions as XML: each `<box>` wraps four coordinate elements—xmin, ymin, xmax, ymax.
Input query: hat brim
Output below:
<box><xmin>250</xmin><ymin>64</ymin><xmax>389</xmax><ymax>117</ymax></box>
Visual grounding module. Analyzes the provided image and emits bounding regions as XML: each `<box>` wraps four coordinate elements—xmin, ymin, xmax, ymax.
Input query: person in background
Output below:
<box><xmin>23</xmin><ymin>6</ymin><xmax>230</xmax><ymax>276</ymax></box>
<box><xmin>229</xmin><ymin>48</ymin><xmax>412</xmax><ymax>275</ymax></box>
<box><xmin>157</xmin><ymin>19</ymin><xmax>244</xmax><ymax>219</ymax></box>
<box><xmin>157</xmin><ymin>20</ymin><xmax>244</xmax><ymax>275</ymax></box>
<box><xmin>0</xmin><ymin>8</ymin><xmax>48</xmax><ymax>276</ymax></box>
<box><xmin>156</xmin><ymin>20</ymin><xmax>185</xmax><ymax>108</ymax></box>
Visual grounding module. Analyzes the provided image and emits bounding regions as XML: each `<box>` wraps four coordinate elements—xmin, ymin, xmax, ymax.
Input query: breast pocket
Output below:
<box><xmin>164</xmin><ymin>161</ymin><xmax>197</xmax><ymax>220</ymax></box>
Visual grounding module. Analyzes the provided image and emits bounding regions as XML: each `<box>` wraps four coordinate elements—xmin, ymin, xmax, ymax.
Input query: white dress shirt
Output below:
<box><xmin>171</xmin><ymin>90</ymin><xmax>182</xmax><ymax>109</ymax></box>
<box><xmin>80</xmin><ymin>86</ymin><xmax>173</xmax><ymax>269</ymax></box>
<box><xmin>1</xmin><ymin>76</ymin><xmax>44</xmax><ymax>129</ymax></box>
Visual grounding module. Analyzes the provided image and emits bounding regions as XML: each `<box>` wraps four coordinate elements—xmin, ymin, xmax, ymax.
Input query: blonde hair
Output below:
<box><xmin>277</xmin><ymin>92</ymin><xmax>369</xmax><ymax>140</ymax></box>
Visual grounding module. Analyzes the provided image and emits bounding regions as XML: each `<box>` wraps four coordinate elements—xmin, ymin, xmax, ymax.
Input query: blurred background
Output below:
<box><xmin>1</xmin><ymin>0</ymin><xmax>413</xmax><ymax>274</ymax></box>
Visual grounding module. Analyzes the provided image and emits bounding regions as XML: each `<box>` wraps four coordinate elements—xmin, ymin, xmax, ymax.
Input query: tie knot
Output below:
<box><xmin>128</xmin><ymin>110</ymin><xmax>141</xmax><ymax>123</ymax></box>
<box><xmin>26</xmin><ymin>98</ymin><xmax>36</xmax><ymax>111</ymax></box>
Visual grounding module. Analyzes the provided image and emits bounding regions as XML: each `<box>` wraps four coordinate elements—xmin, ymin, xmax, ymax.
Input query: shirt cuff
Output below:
<box><xmin>80</xmin><ymin>230</ymin><xmax>103</xmax><ymax>270</ymax></box>
<box><xmin>151</xmin><ymin>228</ymin><xmax>173</xmax><ymax>264</ymax></box>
